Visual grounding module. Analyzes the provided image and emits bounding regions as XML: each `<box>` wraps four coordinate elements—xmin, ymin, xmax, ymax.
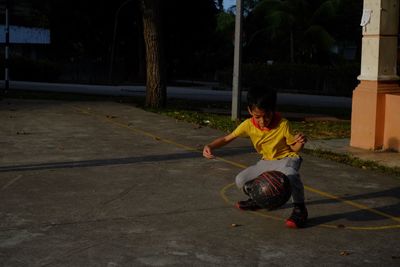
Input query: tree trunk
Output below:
<box><xmin>141</xmin><ymin>0</ymin><xmax>166</xmax><ymax>108</ymax></box>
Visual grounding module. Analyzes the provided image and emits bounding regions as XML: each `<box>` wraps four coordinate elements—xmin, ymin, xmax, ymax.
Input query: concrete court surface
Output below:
<box><xmin>0</xmin><ymin>98</ymin><xmax>400</xmax><ymax>267</ymax></box>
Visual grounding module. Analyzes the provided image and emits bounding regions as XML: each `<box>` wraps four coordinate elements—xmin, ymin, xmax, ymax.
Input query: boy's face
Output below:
<box><xmin>248</xmin><ymin>106</ymin><xmax>273</xmax><ymax>129</ymax></box>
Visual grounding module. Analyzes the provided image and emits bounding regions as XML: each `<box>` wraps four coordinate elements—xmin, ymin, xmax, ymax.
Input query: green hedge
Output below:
<box><xmin>217</xmin><ymin>63</ymin><xmax>360</xmax><ymax>96</ymax></box>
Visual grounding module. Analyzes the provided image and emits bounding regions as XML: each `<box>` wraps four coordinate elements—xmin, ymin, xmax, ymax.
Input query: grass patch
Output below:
<box><xmin>151</xmin><ymin>107</ymin><xmax>350</xmax><ymax>140</ymax></box>
<box><xmin>153</xmin><ymin>98</ymin><xmax>352</xmax><ymax>139</ymax></box>
<box><xmin>304</xmin><ymin>148</ymin><xmax>400</xmax><ymax>177</ymax></box>
<box><xmin>292</xmin><ymin>120</ymin><xmax>350</xmax><ymax>140</ymax></box>
<box><xmin>160</xmin><ymin>109</ymin><xmax>240</xmax><ymax>133</ymax></box>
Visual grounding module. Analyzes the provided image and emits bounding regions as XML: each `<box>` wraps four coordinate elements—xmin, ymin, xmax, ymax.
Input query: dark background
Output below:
<box><xmin>0</xmin><ymin>0</ymin><xmax>365</xmax><ymax>96</ymax></box>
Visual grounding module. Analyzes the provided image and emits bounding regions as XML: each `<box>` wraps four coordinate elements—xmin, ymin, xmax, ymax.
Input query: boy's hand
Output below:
<box><xmin>293</xmin><ymin>133</ymin><xmax>307</xmax><ymax>144</ymax></box>
<box><xmin>203</xmin><ymin>145</ymin><xmax>215</xmax><ymax>159</ymax></box>
<box><xmin>290</xmin><ymin>133</ymin><xmax>307</xmax><ymax>152</ymax></box>
<box><xmin>202</xmin><ymin>134</ymin><xmax>236</xmax><ymax>159</ymax></box>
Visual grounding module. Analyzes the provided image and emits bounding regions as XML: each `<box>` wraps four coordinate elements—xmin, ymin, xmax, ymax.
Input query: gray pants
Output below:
<box><xmin>235</xmin><ymin>157</ymin><xmax>305</xmax><ymax>203</ymax></box>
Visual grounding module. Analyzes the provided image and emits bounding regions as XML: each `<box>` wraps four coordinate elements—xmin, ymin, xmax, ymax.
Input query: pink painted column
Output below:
<box><xmin>350</xmin><ymin>0</ymin><xmax>400</xmax><ymax>151</ymax></box>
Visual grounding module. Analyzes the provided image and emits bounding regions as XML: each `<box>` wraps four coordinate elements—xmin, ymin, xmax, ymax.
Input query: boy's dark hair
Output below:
<box><xmin>246</xmin><ymin>86</ymin><xmax>277</xmax><ymax>112</ymax></box>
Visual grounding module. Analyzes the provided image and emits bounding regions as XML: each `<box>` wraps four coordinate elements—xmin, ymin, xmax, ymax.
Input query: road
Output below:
<box><xmin>4</xmin><ymin>80</ymin><xmax>352</xmax><ymax>108</ymax></box>
<box><xmin>1</xmin><ymin>98</ymin><xmax>399</xmax><ymax>266</ymax></box>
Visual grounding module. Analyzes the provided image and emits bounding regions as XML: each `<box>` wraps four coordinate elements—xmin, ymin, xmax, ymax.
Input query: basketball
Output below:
<box><xmin>244</xmin><ymin>171</ymin><xmax>291</xmax><ymax>210</ymax></box>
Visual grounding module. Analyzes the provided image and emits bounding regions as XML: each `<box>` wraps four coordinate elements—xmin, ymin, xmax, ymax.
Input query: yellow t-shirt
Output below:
<box><xmin>232</xmin><ymin>114</ymin><xmax>298</xmax><ymax>160</ymax></box>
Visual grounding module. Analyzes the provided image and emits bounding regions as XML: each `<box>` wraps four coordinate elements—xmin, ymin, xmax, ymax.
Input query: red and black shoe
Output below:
<box><xmin>285</xmin><ymin>204</ymin><xmax>308</xmax><ymax>228</ymax></box>
<box><xmin>235</xmin><ymin>198</ymin><xmax>262</xmax><ymax>211</ymax></box>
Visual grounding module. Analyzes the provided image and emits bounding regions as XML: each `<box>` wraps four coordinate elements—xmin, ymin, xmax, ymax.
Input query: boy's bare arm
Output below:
<box><xmin>203</xmin><ymin>133</ymin><xmax>237</xmax><ymax>159</ymax></box>
<box><xmin>290</xmin><ymin>133</ymin><xmax>307</xmax><ymax>152</ymax></box>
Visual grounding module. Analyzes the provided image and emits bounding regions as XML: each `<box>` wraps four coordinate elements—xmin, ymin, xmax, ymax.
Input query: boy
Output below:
<box><xmin>202</xmin><ymin>87</ymin><xmax>308</xmax><ymax>228</ymax></box>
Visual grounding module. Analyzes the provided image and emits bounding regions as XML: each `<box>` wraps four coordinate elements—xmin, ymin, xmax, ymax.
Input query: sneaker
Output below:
<box><xmin>235</xmin><ymin>198</ymin><xmax>261</xmax><ymax>211</ymax></box>
<box><xmin>285</xmin><ymin>205</ymin><xmax>308</xmax><ymax>228</ymax></box>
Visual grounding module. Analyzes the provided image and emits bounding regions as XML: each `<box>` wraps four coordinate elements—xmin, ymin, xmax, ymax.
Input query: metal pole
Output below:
<box><xmin>231</xmin><ymin>0</ymin><xmax>243</xmax><ymax>121</ymax></box>
<box><xmin>4</xmin><ymin>0</ymin><xmax>10</xmax><ymax>97</ymax></box>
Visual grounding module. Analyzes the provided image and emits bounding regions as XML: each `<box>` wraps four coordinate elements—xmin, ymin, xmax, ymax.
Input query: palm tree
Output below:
<box><xmin>217</xmin><ymin>0</ymin><xmax>224</xmax><ymax>11</ymax></box>
<box><xmin>247</xmin><ymin>0</ymin><xmax>341</xmax><ymax>64</ymax></box>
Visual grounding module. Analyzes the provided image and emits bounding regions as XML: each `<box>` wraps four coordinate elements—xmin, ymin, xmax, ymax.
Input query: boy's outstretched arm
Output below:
<box><xmin>203</xmin><ymin>133</ymin><xmax>237</xmax><ymax>159</ymax></box>
<box><xmin>290</xmin><ymin>133</ymin><xmax>307</xmax><ymax>152</ymax></box>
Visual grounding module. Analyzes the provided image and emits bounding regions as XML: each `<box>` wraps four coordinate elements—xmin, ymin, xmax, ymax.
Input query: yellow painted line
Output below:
<box><xmin>74</xmin><ymin>107</ymin><xmax>199</xmax><ymax>152</ymax></box>
<box><xmin>75</xmin><ymin>106</ymin><xmax>400</xmax><ymax>230</ymax></box>
<box><xmin>221</xmin><ymin>183</ymin><xmax>400</xmax><ymax>230</ymax></box>
<box><xmin>304</xmin><ymin>186</ymin><xmax>400</xmax><ymax>223</ymax></box>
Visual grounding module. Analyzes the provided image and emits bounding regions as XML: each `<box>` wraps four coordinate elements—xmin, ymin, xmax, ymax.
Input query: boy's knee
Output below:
<box><xmin>235</xmin><ymin>172</ymin><xmax>253</xmax><ymax>190</ymax></box>
<box><xmin>235</xmin><ymin>174</ymin><xmax>245</xmax><ymax>189</ymax></box>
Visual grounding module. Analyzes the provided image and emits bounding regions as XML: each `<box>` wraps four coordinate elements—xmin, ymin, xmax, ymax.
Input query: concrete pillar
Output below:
<box><xmin>350</xmin><ymin>0</ymin><xmax>400</xmax><ymax>151</ymax></box>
